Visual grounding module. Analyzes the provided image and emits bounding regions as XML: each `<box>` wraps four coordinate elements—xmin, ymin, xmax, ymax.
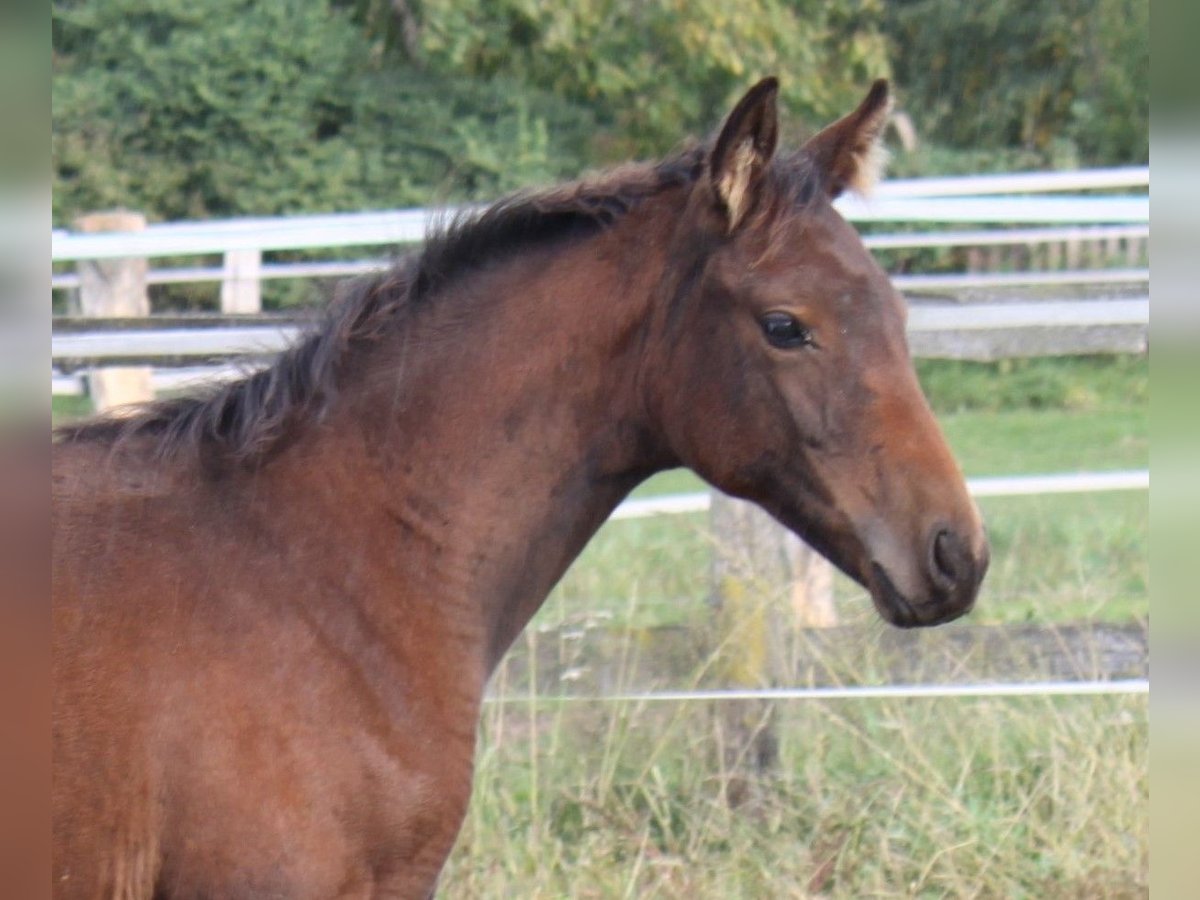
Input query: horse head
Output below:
<box><xmin>647</xmin><ymin>78</ymin><xmax>988</xmax><ymax>627</ymax></box>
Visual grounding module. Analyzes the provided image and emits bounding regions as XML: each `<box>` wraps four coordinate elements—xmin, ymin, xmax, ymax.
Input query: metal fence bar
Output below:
<box><xmin>52</xmin><ymin>364</ymin><xmax>256</xmax><ymax>396</ymax></box>
<box><xmin>51</xmin><ymin>193</ymin><xmax>1150</xmax><ymax>263</ymax></box>
<box><xmin>967</xmin><ymin>469</ymin><xmax>1149</xmax><ymax>496</ymax></box>
<box><xmin>610</xmin><ymin>471</ymin><xmax>1148</xmax><ymax>521</ymax></box>
<box><xmin>483</xmin><ymin>678</ymin><xmax>1150</xmax><ymax>704</ymax></box>
<box><xmin>53</xmin><ymin>259</ymin><xmax>391</xmax><ymax>291</ymax></box>
<box><xmin>50</xmin><ymin>300</ymin><xmax>1149</xmax><ymax>363</ymax></box>
<box><xmin>52</xmin><ymin>325</ymin><xmax>302</xmax><ymax>360</ymax></box>
<box><xmin>51</xmin><ymin>255</ymin><xmax>1151</xmax><ymax>292</ymax></box>
<box><xmin>871</xmin><ymin>166</ymin><xmax>1148</xmax><ymax>198</ymax></box>
<box><xmin>611</xmin><ymin>494</ymin><xmax>711</xmax><ymax>520</ymax></box>
<box><xmin>905</xmin><ymin>298</ymin><xmax>1148</xmax><ymax>331</ymax></box>
<box><xmin>864</xmin><ymin>223</ymin><xmax>1149</xmax><ymax>250</ymax></box>
<box><xmin>835</xmin><ymin>195</ymin><xmax>1147</xmax><ymax>225</ymax></box>
<box><xmin>893</xmin><ymin>268</ymin><xmax>1148</xmax><ymax>291</ymax></box>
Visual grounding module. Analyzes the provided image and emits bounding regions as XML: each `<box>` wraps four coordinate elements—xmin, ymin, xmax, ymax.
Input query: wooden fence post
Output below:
<box><xmin>72</xmin><ymin>211</ymin><xmax>153</xmax><ymax>412</ymax></box>
<box><xmin>708</xmin><ymin>492</ymin><xmax>835</xmax><ymax>805</ymax></box>
<box><xmin>220</xmin><ymin>248</ymin><xmax>262</xmax><ymax>314</ymax></box>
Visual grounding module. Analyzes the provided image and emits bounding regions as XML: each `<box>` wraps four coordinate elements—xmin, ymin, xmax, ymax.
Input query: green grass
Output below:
<box><xmin>939</xmin><ymin>408</ymin><xmax>1147</xmax><ymax>477</ymax></box>
<box><xmin>444</xmin><ymin>691</ymin><xmax>1148</xmax><ymax>898</ymax></box>
<box><xmin>915</xmin><ymin>355</ymin><xmax>1148</xmax><ymax>415</ymax></box>
<box><xmin>50</xmin><ymin>394</ymin><xmax>93</xmax><ymax>426</ymax></box>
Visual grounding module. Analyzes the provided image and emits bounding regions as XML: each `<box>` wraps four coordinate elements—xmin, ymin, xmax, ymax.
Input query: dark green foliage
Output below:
<box><xmin>915</xmin><ymin>354</ymin><xmax>1149</xmax><ymax>414</ymax></box>
<box><xmin>52</xmin><ymin>0</ymin><xmax>1148</xmax><ymax>232</ymax></box>
<box><xmin>52</xmin><ymin>0</ymin><xmax>595</xmax><ymax>226</ymax></box>
<box><xmin>883</xmin><ymin>0</ymin><xmax>1148</xmax><ymax>169</ymax></box>
<box><xmin>360</xmin><ymin>0</ymin><xmax>892</xmax><ymax>160</ymax></box>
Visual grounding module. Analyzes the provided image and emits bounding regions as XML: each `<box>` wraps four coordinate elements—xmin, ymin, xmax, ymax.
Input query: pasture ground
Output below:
<box><xmin>444</xmin><ymin>693</ymin><xmax>1147</xmax><ymax>898</ymax></box>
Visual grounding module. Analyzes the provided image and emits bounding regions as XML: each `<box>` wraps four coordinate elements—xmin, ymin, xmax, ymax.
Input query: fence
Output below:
<box><xmin>50</xmin><ymin>165</ymin><xmax>1149</xmax><ymax>397</ymax></box>
<box><xmin>484</xmin><ymin>679</ymin><xmax>1150</xmax><ymax>705</ymax></box>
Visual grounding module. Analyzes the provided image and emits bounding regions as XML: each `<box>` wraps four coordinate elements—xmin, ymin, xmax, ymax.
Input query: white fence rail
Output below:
<box><xmin>51</xmin><ymin>165</ymin><xmax>1150</xmax><ymax>381</ymax></box>
<box><xmin>51</xmin><ymin>166</ymin><xmax>1148</xmax><ymax>274</ymax></box>
<box><xmin>610</xmin><ymin>470</ymin><xmax>1149</xmax><ymax>521</ymax></box>
<box><xmin>484</xmin><ymin>679</ymin><xmax>1149</xmax><ymax>705</ymax></box>
<box><xmin>46</xmin><ymin>298</ymin><xmax>1151</xmax><ymax>367</ymax></box>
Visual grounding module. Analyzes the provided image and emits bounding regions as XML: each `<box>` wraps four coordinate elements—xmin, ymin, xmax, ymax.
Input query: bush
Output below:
<box><xmin>52</xmin><ymin>0</ymin><xmax>597</xmax><ymax>226</ymax></box>
<box><xmin>883</xmin><ymin>0</ymin><xmax>1148</xmax><ymax>168</ymax></box>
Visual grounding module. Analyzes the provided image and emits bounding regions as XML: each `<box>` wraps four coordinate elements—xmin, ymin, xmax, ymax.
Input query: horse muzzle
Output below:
<box><xmin>867</xmin><ymin>523</ymin><xmax>989</xmax><ymax>628</ymax></box>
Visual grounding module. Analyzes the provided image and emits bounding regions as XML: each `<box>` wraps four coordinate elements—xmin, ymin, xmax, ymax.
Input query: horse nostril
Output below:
<box><xmin>930</xmin><ymin>528</ymin><xmax>968</xmax><ymax>588</ymax></box>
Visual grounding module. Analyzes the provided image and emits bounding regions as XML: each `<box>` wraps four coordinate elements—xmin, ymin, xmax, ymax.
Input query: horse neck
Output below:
<box><xmin>287</xmin><ymin>212</ymin><xmax>678</xmax><ymax>674</ymax></box>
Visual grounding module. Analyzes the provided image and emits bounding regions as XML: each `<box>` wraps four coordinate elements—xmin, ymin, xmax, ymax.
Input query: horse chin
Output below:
<box><xmin>868</xmin><ymin>561</ymin><xmax>975</xmax><ymax>629</ymax></box>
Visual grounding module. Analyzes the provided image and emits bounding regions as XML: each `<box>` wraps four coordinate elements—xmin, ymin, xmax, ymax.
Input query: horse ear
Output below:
<box><xmin>802</xmin><ymin>79</ymin><xmax>893</xmax><ymax>198</ymax></box>
<box><xmin>709</xmin><ymin>77</ymin><xmax>780</xmax><ymax>232</ymax></box>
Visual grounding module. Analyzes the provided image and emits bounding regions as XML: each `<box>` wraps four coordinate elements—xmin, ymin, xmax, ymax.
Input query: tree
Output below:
<box><xmin>883</xmin><ymin>0</ymin><xmax>1147</xmax><ymax>168</ymax></box>
<box><xmin>348</xmin><ymin>0</ymin><xmax>892</xmax><ymax>159</ymax></box>
<box><xmin>52</xmin><ymin>0</ymin><xmax>596</xmax><ymax>225</ymax></box>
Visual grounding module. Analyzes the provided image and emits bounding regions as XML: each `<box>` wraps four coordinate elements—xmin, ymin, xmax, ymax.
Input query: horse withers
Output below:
<box><xmin>53</xmin><ymin>78</ymin><xmax>987</xmax><ymax>898</ymax></box>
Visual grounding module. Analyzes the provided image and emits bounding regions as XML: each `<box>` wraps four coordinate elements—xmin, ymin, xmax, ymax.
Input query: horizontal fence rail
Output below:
<box><xmin>483</xmin><ymin>679</ymin><xmax>1150</xmax><ymax>704</ymax></box>
<box><xmin>51</xmin><ymin>167</ymin><xmax>1150</xmax><ymax>264</ymax></box>
<box><xmin>49</xmin><ymin>223</ymin><xmax>1151</xmax><ymax>292</ymax></box>
<box><xmin>609</xmin><ymin>470</ymin><xmax>1149</xmax><ymax>521</ymax></box>
<box><xmin>52</xmin><ymin>324</ymin><xmax>302</xmax><ymax>362</ymax></box>
<box><xmin>867</xmin><ymin>166</ymin><xmax>1148</xmax><ymax>198</ymax></box>
<box><xmin>835</xmin><ymin>194</ymin><xmax>1147</xmax><ymax>224</ymax></box>
<box><xmin>904</xmin><ymin>298</ymin><xmax>1147</xmax><ymax>331</ymax></box>
<box><xmin>892</xmin><ymin>269</ymin><xmax>1148</xmax><ymax>291</ymax></box>
<box><xmin>50</xmin><ymin>192</ymin><xmax>1149</xmax><ymax>262</ymax></box>
<box><xmin>49</xmin><ymin>298</ymin><xmax>1150</xmax><ymax>367</ymax></box>
<box><xmin>862</xmin><ymin>222</ymin><xmax>1148</xmax><ymax>250</ymax></box>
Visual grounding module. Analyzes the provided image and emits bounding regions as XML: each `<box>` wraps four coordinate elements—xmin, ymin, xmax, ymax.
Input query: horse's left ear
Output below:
<box><xmin>802</xmin><ymin>79</ymin><xmax>893</xmax><ymax>198</ymax></box>
<box><xmin>709</xmin><ymin>77</ymin><xmax>780</xmax><ymax>232</ymax></box>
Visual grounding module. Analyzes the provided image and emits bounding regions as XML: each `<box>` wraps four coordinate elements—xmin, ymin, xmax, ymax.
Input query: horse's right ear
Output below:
<box><xmin>801</xmin><ymin>79</ymin><xmax>892</xmax><ymax>198</ymax></box>
<box><xmin>709</xmin><ymin>77</ymin><xmax>780</xmax><ymax>232</ymax></box>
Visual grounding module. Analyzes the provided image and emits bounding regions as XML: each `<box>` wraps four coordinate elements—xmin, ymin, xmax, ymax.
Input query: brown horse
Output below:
<box><xmin>53</xmin><ymin>78</ymin><xmax>987</xmax><ymax>898</ymax></box>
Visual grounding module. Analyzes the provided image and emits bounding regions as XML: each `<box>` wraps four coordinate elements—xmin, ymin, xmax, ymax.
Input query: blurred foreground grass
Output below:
<box><xmin>445</xmin><ymin>691</ymin><xmax>1147</xmax><ymax>897</ymax></box>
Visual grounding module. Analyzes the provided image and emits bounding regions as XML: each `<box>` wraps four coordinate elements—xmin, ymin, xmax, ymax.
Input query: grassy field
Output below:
<box><xmin>443</xmin><ymin>693</ymin><xmax>1147</xmax><ymax>898</ymax></box>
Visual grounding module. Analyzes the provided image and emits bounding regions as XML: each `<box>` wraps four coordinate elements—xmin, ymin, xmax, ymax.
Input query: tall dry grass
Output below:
<box><xmin>442</xmin><ymin>630</ymin><xmax>1147</xmax><ymax>898</ymax></box>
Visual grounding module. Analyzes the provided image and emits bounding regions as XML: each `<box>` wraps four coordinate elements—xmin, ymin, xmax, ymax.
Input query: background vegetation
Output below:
<box><xmin>52</xmin><ymin>0</ymin><xmax>1148</xmax><ymax>227</ymax></box>
<box><xmin>442</xmin><ymin>694</ymin><xmax>1146</xmax><ymax>896</ymax></box>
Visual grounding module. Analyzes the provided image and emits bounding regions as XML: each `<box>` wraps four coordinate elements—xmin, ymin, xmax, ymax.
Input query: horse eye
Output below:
<box><xmin>760</xmin><ymin>312</ymin><xmax>813</xmax><ymax>349</ymax></box>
